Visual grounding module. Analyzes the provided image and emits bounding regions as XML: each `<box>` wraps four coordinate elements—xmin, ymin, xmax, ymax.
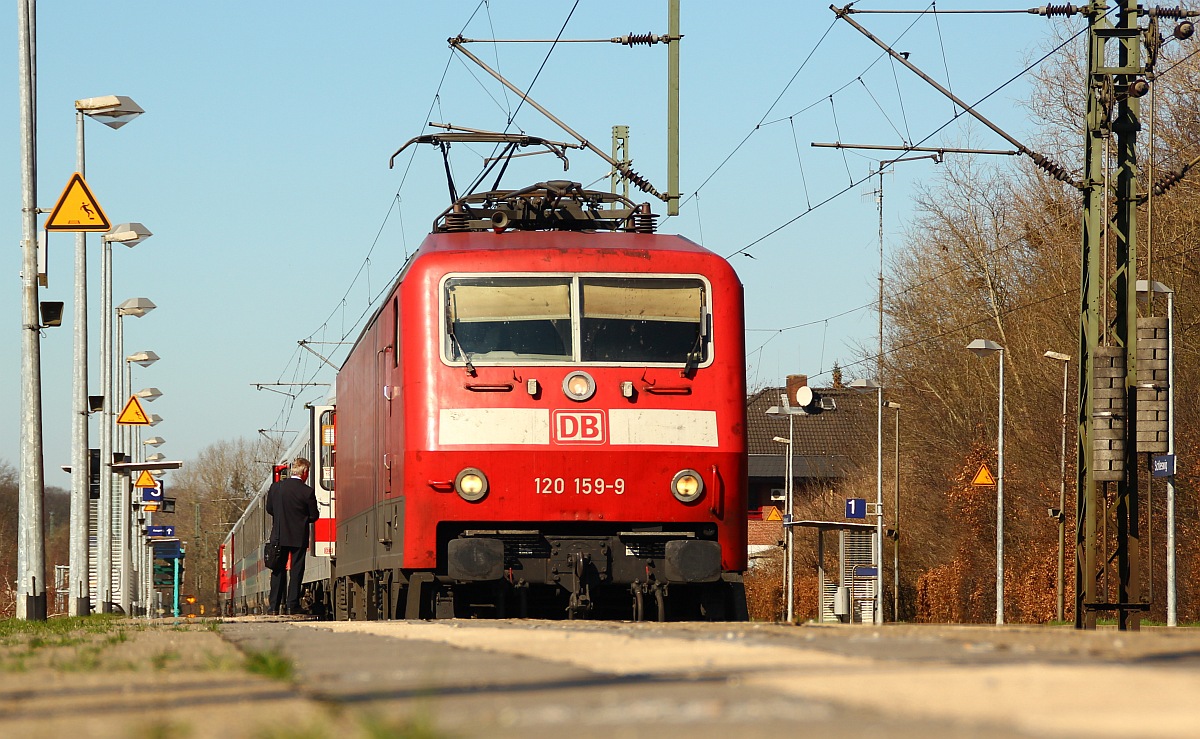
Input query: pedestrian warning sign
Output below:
<box><xmin>133</xmin><ymin>470</ymin><xmax>157</xmax><ymax>488</ymax></box>
<box><xmin>762</xmin><ymin>506</ymin><xmax>783</xmax><ymax>521</ymax></box>
<box><xmin>116</xmin><ymin>395</ymin><xmax>151</xmax><ymax>425</ymax></box>
<box><xmin>972</xmin><ymin>463</ymin><xmax>997</xmax><ymax>486</ymax></box>
<box><xmin>44</xmin><ymin>172</ymin><xmax>111</xmax><ymax>232</ymax></box>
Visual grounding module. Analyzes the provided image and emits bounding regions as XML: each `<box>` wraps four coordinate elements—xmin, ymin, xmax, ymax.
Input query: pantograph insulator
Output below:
<box><xmin>632</xmin><ymin>203</ymin><xmax>658</xmax><ymax>234</ymax></box>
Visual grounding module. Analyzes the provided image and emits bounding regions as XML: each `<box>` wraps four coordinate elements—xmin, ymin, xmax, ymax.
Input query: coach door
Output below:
<box><xmin>310</xmin><ymin>403</ymin><xmax>336</xmax><ymax>557</ymax></box>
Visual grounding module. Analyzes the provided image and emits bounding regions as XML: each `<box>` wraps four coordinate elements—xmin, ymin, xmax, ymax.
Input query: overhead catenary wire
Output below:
<box><xmin>268</xmin><ymin>0</ymin><xmax>493</xmax><ymax>438</ymax></box>
<box><xmin>931</xmin><ymin>0</ymin><xmax>960</xmax><ymax>116</ymax></box>
<box><xmin>773</xmin><ymin>203</ymin><xmax>1200</xmax><ymax>389</ymax></box>
<box><xmin>742</xmin><ymin>186</ymin><xmax>1082</xmax><ymax>361</ymax></box>
<box><xmin>727</xmin><ymin>12</ymin><xmax>1095</xmax><ymax>261</ymax></box>
<box><xmin>674</xmin><ymin>6</ymin><xmax>930</xmax><ymax>217</ymax></box>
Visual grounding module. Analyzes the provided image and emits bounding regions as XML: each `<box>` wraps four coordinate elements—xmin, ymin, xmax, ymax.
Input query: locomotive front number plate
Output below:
<box><xmin>535</xmin><ymin>477</ymin><xmax>626</xmax><ymax>495</ymax></box>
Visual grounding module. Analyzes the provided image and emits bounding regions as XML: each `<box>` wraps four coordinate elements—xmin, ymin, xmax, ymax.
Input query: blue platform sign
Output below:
<box><xmin>145</xmin><ymin>525</ymin><xmax>175</xmax><ymax>538</ymax></box>
<box><xmin>142</xmin><ymin>482</ymin><xmax>164</xmax><ymax>503</ymax></box>
<box><xmin>846</xmin><ymin>498</ymin><xmax>866</xmax><ymax>519</ymax></box>
<box><xmin>155</xmin><ymin>541</ymin><xmax>182</xmax><ymax>559</ymax></box>
<box><xmin>1152</xmin><ymin>454</ymin><xmax>1176</xmax><ymax>478</ymax></box>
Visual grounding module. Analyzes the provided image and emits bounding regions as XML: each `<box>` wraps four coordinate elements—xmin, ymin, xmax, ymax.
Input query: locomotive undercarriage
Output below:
<box><xmin>329</xmin><ymin>524</ymin><xmax>748</xmax><ymax>622</ymax></box>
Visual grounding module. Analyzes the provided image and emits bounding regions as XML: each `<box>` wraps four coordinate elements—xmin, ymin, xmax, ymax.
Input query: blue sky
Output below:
<box><xmin>0</xmin><ymin>2</ymin><xmax>1061</xmax><ymax>482</ymax></box>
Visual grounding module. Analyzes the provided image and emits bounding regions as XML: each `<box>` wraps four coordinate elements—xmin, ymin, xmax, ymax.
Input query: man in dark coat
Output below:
<box><xmin>266</xmin><ymin>457</ymin><xmax>319</xmax><ymax>615</ymax></box>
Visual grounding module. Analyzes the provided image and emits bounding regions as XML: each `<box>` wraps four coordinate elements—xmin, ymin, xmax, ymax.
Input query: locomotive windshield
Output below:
<box><xmin>446</xmin><ymin>277</ymin><xmax>574</xmax><ymax>361</ymax></box>
<box><xmin>443</xmin><ymin>275</ymin><xmax>709</xmax><ymax>367</ymax></box>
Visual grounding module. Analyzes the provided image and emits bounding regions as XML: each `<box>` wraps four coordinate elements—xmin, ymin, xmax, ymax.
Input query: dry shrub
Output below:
<box><xmin>793</xmin><ymin>574</ymin><xmax>821</xmax><ymax>622</ymax></box>
<box><xmin>1007</xmin><ymin>540</ymin><xmax>1058</xmax><ymax>622</ymax></box>
<box><xmin>745</xmin><ymin>549</ymin><xmax>826</xmax><ymax>623</ymax></box>
<box><xmin>916</xmin><ymin>558</ymin><xmax>975</xmax><ymax>623</ymax></box>
<box><xmin>745</xmin><ymin>550</ymin><xmax>784</xmax><ymax>622</ymax></box>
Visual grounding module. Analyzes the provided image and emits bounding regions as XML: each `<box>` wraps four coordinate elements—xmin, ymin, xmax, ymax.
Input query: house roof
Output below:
<box><xmin>745</xmin><ymin>386</ymin><xmax>875</xmax><ymax>479</ymax></box>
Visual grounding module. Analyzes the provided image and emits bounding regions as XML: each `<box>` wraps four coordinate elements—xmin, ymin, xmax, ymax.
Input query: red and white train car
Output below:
<box><xmin>219</xmin><ymin>404</ymin><xmax>336</xmax><ymax>615</ymax></box>
<box><xmin>222</xmin><ymin>179</ymin><xmax>748</xmax><ymax>621</ymax></box>
<box><xmin>329</xmin><ymin>182</ymin><xmax>748</xmax><ymax>620</ymax></box>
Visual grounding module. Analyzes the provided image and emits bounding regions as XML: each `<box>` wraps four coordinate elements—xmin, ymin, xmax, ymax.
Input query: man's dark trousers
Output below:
<box><xmin>268</xmin><ymin>546</ymin><xmax>308</xmax><ymax>614</ymax></box>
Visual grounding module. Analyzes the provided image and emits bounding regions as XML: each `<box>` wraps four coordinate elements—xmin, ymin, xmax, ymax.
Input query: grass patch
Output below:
<box><xmin>203</xmin><ymin>651</ymin><xmax>241</xmax><ymax>671</ymax></box>
<box><xmin>139</xmin><ymin>719</ymin><xmax>192</xmax><ymax>739</ymax></box>
<box><xmin>53</xmin><ymin>645</ymin><xmax>104</xmax><ymax>672</ymax></box>
<box><xmin>0</xmin><ymin>614</ymin><xmax>123</xmax><ymax>644</ymax></box>
<box><xmin>360</xmin><ymin>713</ymin><xmax>448</xmax><ymax>739</ymax></box>
<box><xmin>254</xmin><ymin>724</ymin><xmax>331</xmax><ymax>739</ymax></box>
<box><xmin>243</xmin><ymin>647</ymin><xmax>294</xmax><ymax>681</ymax></box>
<box><xmin>151</xmin><ymin>650</ymin><xmax>181</xmax><ymax>670</ymax></box>
<box><xmin>105</xmin><ymin>629</ymin><xmax>129</xmax><ymax>646</ymax></box>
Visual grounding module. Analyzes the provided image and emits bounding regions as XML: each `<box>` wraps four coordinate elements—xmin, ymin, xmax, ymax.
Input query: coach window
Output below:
<box><xmin>580</xmin><ymin>277</ymin><xmax>708</xmax><ymax>365</ymax></box>
<box><xmin>318</xmin><ymin>410</ymin><xmax>335</xmax><ymax>492</ymax></box>
<box><xmin>391</xmin><ymin>298</ymin><xmax>399</xmax><ymax>367</ymax></box>
<box><xmin>444</xmin><ymin>277</ymin><xmax>573</xmax><ymax>363</ymax></box>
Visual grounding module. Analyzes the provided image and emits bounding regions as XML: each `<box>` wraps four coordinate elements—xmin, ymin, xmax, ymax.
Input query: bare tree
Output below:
<box><xmin>878</xmin><ymin>36</ymin><xmax>1200</xmax><ymax>623</ymax></box>
<box><xmin>170</xmin><ymin>437</ymin><xmax>275</xmax><ymax>611</ymax></box>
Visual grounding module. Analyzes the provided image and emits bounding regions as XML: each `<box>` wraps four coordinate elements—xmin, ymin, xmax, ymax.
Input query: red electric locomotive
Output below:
<box><xmin>328</xmin><ymin>166</ymin><xmax>748</xmax><ymax>620</ymax></box>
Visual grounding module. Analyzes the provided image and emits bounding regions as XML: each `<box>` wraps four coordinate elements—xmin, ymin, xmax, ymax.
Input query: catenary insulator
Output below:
<box><xmin>1152</xmin><ymin>167</ymin><xmax>1186</xmax><ymax>196</ymax></box>
<box><xmin>1154</xmin><ymin>7</ymin><xmax>1192</xmax><ymax>20</ymax></box>
<box><xmin>1034</xmin><ymin>4</ymin><xmax>1079</xmax><ymax>17</ymax></box>
<box><xmin>1028</xmin><ymin>151</ymin><xmax>1080</xmax><ymax>188</ymax></box>
<box><xmin>617</xmin><ymin>165</ymin><xmax>664</xmax><ymax>200</ymax></box>
<box><xmin>618</xmin><ymin>32</ymin><xmax>659</xmax><ymax>47</ymax></box>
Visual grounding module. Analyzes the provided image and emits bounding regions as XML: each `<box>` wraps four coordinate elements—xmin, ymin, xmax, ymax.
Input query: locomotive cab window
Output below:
<box><xmin>445</xmin><ymin>277</ymin><xmax>573</xmax><ymax>362</ymax></box>
<box><xmin>580</xmin><ymin>278</ymin><xmax>707</xmax><ymax>364</ymax></box>
<box><xmin>442</xmin><ymin>274</ymin><xmax>712</xmax><ymax>368</ymax></box>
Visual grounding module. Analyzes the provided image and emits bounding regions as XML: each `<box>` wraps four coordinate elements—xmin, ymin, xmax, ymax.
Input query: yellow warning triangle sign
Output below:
<box><xmin>45</xmin><ymin>172</ymin><xmax>111</xmax><ymax>232</ymax></box>
<box><xmin>762</xmin><ymin>505</ymin><xmax>783</xmax><ymax>521</ymax></box>
<box><xmin>116</xmin><ymin>395</ymin><xmax>151</xmax><ymax>425</ymax></box>
<box><xmin>134</xmin><ymin>470</ymin><xmax>157</xmax><ymax>488</ymax></box>
<box><xmin>972</xmin><ymin>463</ymin><xmax>997</xmax><ymax>486</ymax></box>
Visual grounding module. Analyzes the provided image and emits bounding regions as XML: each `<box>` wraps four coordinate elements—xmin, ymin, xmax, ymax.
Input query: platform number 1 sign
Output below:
<box><xmin>846</xmin><ymin>498</ymin><xmax>866</xmax><ymax>520</ymax></box>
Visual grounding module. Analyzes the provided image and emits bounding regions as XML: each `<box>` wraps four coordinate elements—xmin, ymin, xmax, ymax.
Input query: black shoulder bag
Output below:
<box><xmin>264</xmin><ymin>536</ymin><xmax>288</xmax><ymax>571</ymax></box>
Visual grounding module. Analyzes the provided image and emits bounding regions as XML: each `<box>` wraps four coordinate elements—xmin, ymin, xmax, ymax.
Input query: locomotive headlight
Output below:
<box><xmin>671</xmin><ymin>469</ymin><xmax>704</xmax><ymax>503</ymax></box>
<box><xmin>454</xmin><ymin>467</ymin><xmax>489</xmax><ymax>502</ymax></box>
<box><xmin>562</xmin><ymin>371</ymin><xmax>596</xmax><ymax>401</ymax></box>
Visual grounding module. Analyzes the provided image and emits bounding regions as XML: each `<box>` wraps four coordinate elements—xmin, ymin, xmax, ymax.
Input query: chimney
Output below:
<box><xmin>785</xmin><ymin>375</ymin><xmax>808</xmax><ymax>405</ymax></box>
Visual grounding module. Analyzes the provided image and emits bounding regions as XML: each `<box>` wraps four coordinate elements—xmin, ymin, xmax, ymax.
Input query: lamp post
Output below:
<box><xmin>849</xmin><ymin>377</ymin><xmax>884</xmax><ymax>623</ymax></box>
<box><xmin>16</xmin><ymin>2</ymin><xmax>46</xmax><ymax>621</ymax></box>
<box><xmin>134</xmin><ymin>396</ymin><xmax>162</xmax><ymax>618</ymax></box>
<box><xmin>69</xmin><ymin>95</ymin><xmax>143</xmax><ymax>617</ymax></box>
<box><xmin>1043</xmin><ymin>350</ymin><xmax>1071</xmax><ymax>623</ymax></box>
<box><xmin>967</xmin><ymin>338</ymin><xmax>1005</xmax><ymax>625</ymax></box>
<box><xmin>766</xmin><ymin>392</ymin><xmax>818</xmax><ymax>625</ymax></box>
<box><xmin>120</xmin><ymin>341</ymin><xmax>158</xmax><ymax>615</ymax></box>
<box><xmin>98</xmin><ymin>226</ymin><xmax>152</xmax><ymax>612</ymax></box>
<box><xmin>771</xmin><ymin>433</ymin><xmax>794</xmax><ymax>622</ymax></box>
<box><xmin>883</xmin><ymin>400</ymin><xmax>901</xmax><ymax>620</ymax></box>
<box><xmin>1136</xmin><ymin>279</ymin><xmax>1175</xmax><ymax>626</ymax></box>
<box><xmin>113</xmin><ymin>297</ymin><xmax>154</xmax><ymax>616</ymax></box>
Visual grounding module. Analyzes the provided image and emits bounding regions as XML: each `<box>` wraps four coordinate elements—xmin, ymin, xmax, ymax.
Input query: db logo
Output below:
<box><xmin>552</xmin><ymin>410</ymin><xmax>606</xmax><ymax>444</ymax></box>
